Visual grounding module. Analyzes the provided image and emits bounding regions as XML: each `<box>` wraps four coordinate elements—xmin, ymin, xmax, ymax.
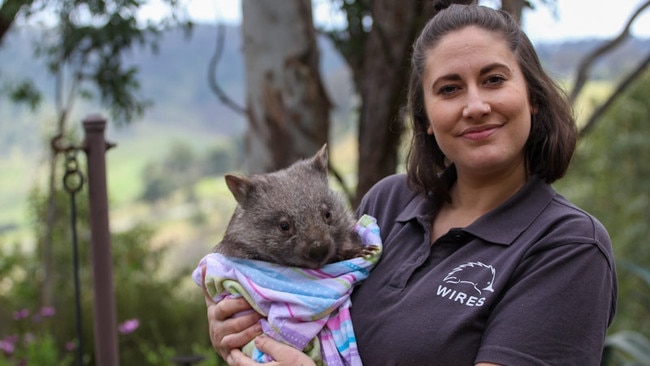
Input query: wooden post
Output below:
<box><xmin>83</xmin><ymin>114</ymin><xmax>119</xmax><ymax>366</ymax></box>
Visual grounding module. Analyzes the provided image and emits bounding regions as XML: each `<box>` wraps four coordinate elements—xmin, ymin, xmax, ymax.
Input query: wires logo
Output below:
<box><xmin>436</xmin><ymin>261</ymin><xmax>497</xmax><ymax>307</ymax></box>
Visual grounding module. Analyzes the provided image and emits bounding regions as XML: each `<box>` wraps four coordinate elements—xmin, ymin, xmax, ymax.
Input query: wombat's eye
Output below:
<box><xmin>322</xmin><ymin>209</ymin><xmax>333</xmax><ymax>224</ymax></box>
<box><xmin>278</xmin><ymin>220</ymin><xmax>292</xmax><ymax>232</ymax></box>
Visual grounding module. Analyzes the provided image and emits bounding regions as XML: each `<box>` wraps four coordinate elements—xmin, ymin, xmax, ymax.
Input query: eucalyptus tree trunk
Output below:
<box><xmin>241</xmin><ymin>0</ymin><xmax>330</xmax><ymax>173</ymax></box>
<box><xmin>352</xmin><ymin>0</ymin><xmax>437</xmax><ymax>207</ymax></box>
<box><xmin>500</xmin><ymin>0</ymin><xmax>525</xmax><ymax>24</ymax></box>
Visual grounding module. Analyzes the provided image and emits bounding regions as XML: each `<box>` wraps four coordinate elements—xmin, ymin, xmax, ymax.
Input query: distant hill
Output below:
<box><xmin>534</xmin><ymin>37</ymin><xmax>650</xmax><ymax>81</ymax></box>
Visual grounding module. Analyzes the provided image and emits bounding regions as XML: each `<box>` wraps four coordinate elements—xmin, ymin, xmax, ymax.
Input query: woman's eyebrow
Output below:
<box><xmin>479</xmin><ymin>62</ymin><xmax>512</xmax><ymax>75</ymax></box>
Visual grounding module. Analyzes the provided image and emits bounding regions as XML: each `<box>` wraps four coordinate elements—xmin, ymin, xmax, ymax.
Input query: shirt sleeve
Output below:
<box><xmin>475</xmin><ymin>242</ymin><xmax>616</xmax><ymax>366</ymax></box>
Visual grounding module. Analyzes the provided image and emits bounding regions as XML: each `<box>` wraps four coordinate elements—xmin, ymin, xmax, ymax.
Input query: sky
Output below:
<box><xmin>168</xmin><ymin>0</ymin><xmax>650</xmax><ymax>44</ymax></box>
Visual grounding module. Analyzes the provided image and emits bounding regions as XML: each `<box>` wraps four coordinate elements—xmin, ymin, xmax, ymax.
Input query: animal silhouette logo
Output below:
<box><xmin>443</xmin><ymin>261</ymin><xmax>496</xmax><ymax>295</ymax></box>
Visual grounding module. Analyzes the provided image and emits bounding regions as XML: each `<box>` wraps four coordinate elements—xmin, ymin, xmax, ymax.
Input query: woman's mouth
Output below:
<box><xmin>460</xmin><ymin>124</ymin><xmax>502</xmax><ymax>141</ymax></box>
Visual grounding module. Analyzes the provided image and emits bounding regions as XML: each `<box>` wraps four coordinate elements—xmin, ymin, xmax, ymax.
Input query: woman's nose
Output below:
<box><xmin>462</xmin><ymin>87</ymin><xmax>491</xmax><ymax>119</ymax></box>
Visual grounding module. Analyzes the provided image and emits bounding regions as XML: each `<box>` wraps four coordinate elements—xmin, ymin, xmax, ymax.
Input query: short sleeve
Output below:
<box><xmin>475</xmin><ymin>243</ymin><xmax>616</xmax><ymax>365</ymax></box>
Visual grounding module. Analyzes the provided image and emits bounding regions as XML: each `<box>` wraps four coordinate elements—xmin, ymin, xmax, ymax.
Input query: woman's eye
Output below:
<box><xmin>437</xmin><ymin>85</ymin><xmax>458</xmax><ymax>96</ymax></box>
<box><xmin>485</xmin><ymin>75</ymin><xmax>506</xmax><ymax>86</ymax></box>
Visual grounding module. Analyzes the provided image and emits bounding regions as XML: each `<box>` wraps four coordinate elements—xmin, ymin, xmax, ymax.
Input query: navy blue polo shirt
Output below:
<box><xmin>350</xmin><ymin>174</ymin><xmax>617</xmax><ymax>366</ymax></box>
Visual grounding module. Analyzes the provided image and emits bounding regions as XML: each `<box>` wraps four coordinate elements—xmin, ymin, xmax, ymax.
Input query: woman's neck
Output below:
<box><xmin>451</xmin><ymin>166</ymin><xmax>527</xmax><ymax>215</ymax></box>
<box><xmin>431</xmin><ymin>165</ymin><xmax>527</xmax><ymax>243</ymax></box>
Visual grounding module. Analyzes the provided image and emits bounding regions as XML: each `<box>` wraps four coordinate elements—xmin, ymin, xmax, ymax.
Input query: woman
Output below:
<box><xmin>205</xmin><ymin>4</ymin><xmax>617</xmax><ymax>365</ymax></box>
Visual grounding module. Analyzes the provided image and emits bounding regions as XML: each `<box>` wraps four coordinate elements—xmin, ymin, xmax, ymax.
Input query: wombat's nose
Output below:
<box><xmin>307</xmin><ymin>242</ymin><xmax>331</xmax><ymax>263</ymax></box>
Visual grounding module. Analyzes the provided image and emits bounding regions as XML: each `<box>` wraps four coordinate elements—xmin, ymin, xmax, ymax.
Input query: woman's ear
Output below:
<box><xmin>427</xmin><ymin>124</ymin><xmax>434</xmax><ymax>135</ymax></box>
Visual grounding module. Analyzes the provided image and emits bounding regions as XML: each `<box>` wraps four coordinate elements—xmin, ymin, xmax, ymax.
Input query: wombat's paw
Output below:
<box><xmin>358</xmin><ymin>245</ymin><xmax>379</xmax><ymax>258</ymax></box>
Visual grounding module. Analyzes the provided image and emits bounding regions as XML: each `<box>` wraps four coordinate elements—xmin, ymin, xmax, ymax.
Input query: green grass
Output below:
<box><xmin>107</xmin><ymin>122</ymin><xmax>226</xmax><ymax>207</ymax></box>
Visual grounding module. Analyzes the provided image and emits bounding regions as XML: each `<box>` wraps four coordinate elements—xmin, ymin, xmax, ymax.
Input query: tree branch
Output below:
<box><xmin>569</xmin><ymin>0</ymin><xmax>650</xmax><ymax>104</ymax></box>
<box><xmin>0</xmin><ymin>0</ymin><xmax>33</xmax><ymax>45</ymax></box>
<box><xmin>328</xmin><ymin>163</ymin><xmax>355</xmax><ymax>207</ymax></box>
<box><xmin>579</xmin><ymin>52</ymin><xmax>650</xmax><ymax>137</ymax></box>
<box><xmin>207</xmin><ymin>23</ymin><xmax>247</xmax><ymax>115</ymax></box>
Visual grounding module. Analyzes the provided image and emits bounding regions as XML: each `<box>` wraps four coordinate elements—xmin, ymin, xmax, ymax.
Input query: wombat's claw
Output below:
<box><xmin>358</xmin><ymin>245</ymin><xmax>379</xmax><ymax>258</ymax></box>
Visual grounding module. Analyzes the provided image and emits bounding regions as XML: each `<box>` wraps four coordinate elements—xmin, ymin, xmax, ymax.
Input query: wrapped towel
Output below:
<box><xmin>192</xmin><ymin>214</ymin><xmax>382</xmax><ymax>366</ymax></box>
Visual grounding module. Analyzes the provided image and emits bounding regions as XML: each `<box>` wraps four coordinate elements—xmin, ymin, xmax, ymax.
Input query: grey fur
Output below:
<box><xmin>214</xmin><ymin>144</ymin><xmax>368</xmax><ymax>269</ymax></box>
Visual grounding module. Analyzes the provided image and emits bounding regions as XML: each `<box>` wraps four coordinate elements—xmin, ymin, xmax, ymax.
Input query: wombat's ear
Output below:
<box><xmin>225</xmin><ymin>174</ymin><xmax>253</xmax><ymax>204</ymax></box>
<box><xmin>311</xmin><ymin>143</ymin><xmax>329</xmax><ymax>174</ymax></box>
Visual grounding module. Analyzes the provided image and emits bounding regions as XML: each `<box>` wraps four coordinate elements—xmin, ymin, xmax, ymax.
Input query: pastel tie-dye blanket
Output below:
<box><xmin>192</xmin><ymin>214</ymin><xmax>382</xmax><ymax>366</ymax></box>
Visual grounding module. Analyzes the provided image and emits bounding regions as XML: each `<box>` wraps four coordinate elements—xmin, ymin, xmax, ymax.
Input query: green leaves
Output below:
<box><xmin>557</xmin><ymin>69</ymin><xmax>650</xmax><ymax>365</ymax></box>
<box><xmin>2</xmin><ymin>0</ymin><xmax>192</xmax><ymax>125</ymax></box>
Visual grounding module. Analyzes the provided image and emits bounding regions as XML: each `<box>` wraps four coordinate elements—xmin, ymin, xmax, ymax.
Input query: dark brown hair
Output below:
<box><xmin>406</xmin><ymin>4</ymin><xmax>577</xmax><ymax>200</ymax></box>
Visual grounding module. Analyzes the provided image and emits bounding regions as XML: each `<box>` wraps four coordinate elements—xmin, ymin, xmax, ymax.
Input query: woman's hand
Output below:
<box><xmin>229</xmin><ymin>336</ymin><xmax>316</xmax><ymax>366</ymax></box>
<box><xmin>203</xmin><ymin>266</ymin><xmax>263</xmax><ymax>361</ymax></box>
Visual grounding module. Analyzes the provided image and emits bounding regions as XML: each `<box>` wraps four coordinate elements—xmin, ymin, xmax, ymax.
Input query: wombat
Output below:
<box><xmin>214</xmin><ymin>144</ymin><xmax>371</xmax><ymax>269</ymax></box>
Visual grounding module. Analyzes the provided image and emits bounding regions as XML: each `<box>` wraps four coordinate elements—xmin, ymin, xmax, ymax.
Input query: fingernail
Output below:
<box><xmin>254</xmin><ymin>334</ymin><xmax>267</xmax><ymax>346</ymax></box>
<box><xmin>254</xmin><ymin>323</ymin><xmax>263</xmax><ymax>334</ymax></box>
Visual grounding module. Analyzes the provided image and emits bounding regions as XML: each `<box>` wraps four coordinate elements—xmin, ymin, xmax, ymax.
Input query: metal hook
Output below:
<box><xmin>63</xmin><ymin>150</ymin><xmax>85</xmax><ymax>194</ymax></box>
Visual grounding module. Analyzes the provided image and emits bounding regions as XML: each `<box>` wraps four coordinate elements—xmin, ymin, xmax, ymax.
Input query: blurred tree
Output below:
<box><xmin>140</xmin><ymin>141</ymin><xmax>200</xmax><ymax>203</ymax></box>
<box><xmin>0</xmin><ymin>0</ymin><xmax>36</xmax><ymax>44</ymax></box>
<box><xmin>202</xmin><ymin>139</ymin><xmax>242</xmax><ymax>176</ymax></box>
<box><xmin>501</xmin><ymin>0</ymin><xmax>557</xmax><ymax>24</ymax></box>
<box><xmin>239</xmin><ymin>0</ymin><xmax>331</xmax><ymax>173</ymax></box>
<box><xmin>323</xmin><ymin>0</ymin><xmax>440</xmax><ymax>206</ymax></box>
<box><xmin>0</xmin><ymin>0</ymin><xmax>192</xmax><ymax>311</ymax></box>
<box><xmin>570</xmin><ymin>0</ymin><xmax>650</xmax><ymax>137</ymax></box>
<box><xmin>0</xmin><ymin>0</ymin><xmax>42</xmax><ymax>107</ymax></box>
<box><xmin>556</xmin><ymin>68</ymin><xmax>650</xmax><ymax>338</ymax></box>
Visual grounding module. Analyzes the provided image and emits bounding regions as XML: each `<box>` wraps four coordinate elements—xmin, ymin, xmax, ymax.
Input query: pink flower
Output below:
<box><xmin>40</xmin><ymin>306</ymin><xmax>56</xmax><ymax>317</ymax></box>
<box><xmin>12</xmin><ymin>308</ymin><xmax>29</xmax><ymax>320</ymax></box>
<box><xmin>66</xmin><ymin>341</ymin><xmax>76</xmax><ymax>352</ymax></box>
<box><xmin>118</xmin><ymin>319</ymin><xmax>140</xmax><ymax>335</ymax></box>
<box><xmin>0</xmin><ymin>340</ymin><xmax>15</xmax><ymax>355</ymax></box>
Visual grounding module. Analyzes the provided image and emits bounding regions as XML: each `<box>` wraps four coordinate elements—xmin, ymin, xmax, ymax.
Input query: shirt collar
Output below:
<box><xmin>395</xmin><ymin>175</ymin><xmax>556</xmax><ymax>246</ymax></box>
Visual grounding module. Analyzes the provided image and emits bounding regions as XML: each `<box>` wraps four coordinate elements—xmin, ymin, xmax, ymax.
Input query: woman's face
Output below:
<box><xmin>422</xmin><ymin>26</ymin><xmax>534</xmax><ymax>180</ymax></box>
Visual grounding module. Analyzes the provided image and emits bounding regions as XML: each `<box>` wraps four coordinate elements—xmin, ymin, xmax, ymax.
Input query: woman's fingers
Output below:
<box><xmin>254</xmin><ymin>336</ymin><xmax>316</xmax><ymax>366</ymax></box>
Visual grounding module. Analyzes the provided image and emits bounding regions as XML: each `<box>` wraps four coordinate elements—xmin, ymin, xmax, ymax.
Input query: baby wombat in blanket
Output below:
<box><xmin>215</xmin><ymin>144</ymin><xmax>370</xmax><ymax>269</ymax></box>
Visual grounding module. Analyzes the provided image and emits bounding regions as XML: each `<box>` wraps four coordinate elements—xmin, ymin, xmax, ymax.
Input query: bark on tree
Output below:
<box><xmin>241</xmin><ymin>0</ymin><xmax>331</xmax><ymax>174</ymax></box>
<box><xmin>352</xmin><ymin>0</ymin><xmax>437</xmax><ymax>207</ymax></box>
<box><xmin>500</xmin><ymin>0</ymin><xmax>525</xmax><ymax>24</ymax></box>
